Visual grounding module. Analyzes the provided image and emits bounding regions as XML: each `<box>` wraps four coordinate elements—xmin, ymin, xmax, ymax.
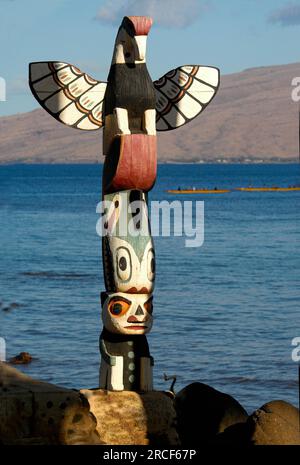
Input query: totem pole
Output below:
<box><xmin>29</xmin><ymin>16</ymin><xmax>220</xmax><ymax>392</ymax></box>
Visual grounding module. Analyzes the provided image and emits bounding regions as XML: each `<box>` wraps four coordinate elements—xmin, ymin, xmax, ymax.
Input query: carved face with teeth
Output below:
<box><xmin>101</xmin><ymin>292</ymin><xmax>153</xmax><ymax>335</ymax></box>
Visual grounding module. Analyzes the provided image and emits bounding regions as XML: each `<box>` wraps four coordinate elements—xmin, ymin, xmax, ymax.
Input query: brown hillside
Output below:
<box><xmin>0</xmin><ymin>62</ymin><xmax>299</xmax><ymax>163</ymax></box>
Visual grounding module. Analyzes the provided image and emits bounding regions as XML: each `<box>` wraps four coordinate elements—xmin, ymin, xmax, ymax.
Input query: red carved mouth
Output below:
<box><xmin>124</xmin><ymin>325</ymin><xmax>147</xmax><ymax>330</ymax></box>
<box><xmin>126</xmin><ymin>287</ymin><xmax>149</xmax><ymax>293</ymax></box>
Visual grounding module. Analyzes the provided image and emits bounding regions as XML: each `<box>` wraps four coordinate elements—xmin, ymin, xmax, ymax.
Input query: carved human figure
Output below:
<box><xmin>99</xmin><ymin>292</ymin><xmax>153</xmax><ymax>391</ymax></box>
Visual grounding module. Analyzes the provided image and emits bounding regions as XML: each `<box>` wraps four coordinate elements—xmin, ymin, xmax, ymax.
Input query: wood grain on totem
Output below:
<box><xmin>102</xmin><ymin>134</ymin><xmax>157</xmax><ymax>194</ymax></box>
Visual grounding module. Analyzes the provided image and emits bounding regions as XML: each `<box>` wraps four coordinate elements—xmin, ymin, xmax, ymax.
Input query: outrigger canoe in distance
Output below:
<box><xmin>167</xmin><ymin>189</ymin><xmax>231</xmax><ymax>194</ymax></box>
<box><xmin>235</xmin><ymin>187</ymin><xmax>300</xmax><ymax>192</ymax></box>
<box><xmin>167</xmin><ymin>186</ymin><xmax>300</xmax><ymax>194</ymax></box>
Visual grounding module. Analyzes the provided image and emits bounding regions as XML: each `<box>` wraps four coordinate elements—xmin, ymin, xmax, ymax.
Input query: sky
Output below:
<box><xmin>1</xmin><ymin>0</ymin><xmax>300</xmax><ymax>116</ymax></box>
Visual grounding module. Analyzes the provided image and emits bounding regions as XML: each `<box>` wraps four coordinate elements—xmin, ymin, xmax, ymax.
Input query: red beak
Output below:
<box><xmin>126</xmin><ymin>16</ymin><xmax>153</xmax><ymax>36</ymax></box>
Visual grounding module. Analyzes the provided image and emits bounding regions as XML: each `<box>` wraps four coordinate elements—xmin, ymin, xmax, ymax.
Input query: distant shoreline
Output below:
<box><xmin>0</xmin><ymin>160</ymin><xmax>298</xmax><ymax>166</ymax></box>
<box><xmin>2</xmin><ymin>63</ymin><xmax>300</xmax><ymax>164</ymax></box>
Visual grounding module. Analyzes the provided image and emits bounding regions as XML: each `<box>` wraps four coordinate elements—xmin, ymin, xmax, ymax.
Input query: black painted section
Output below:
<box><xmin>100</xmin><ymin>328</ymin><xmax>151</xmax><ymax>391</ymax></box>
<box><xmin>102</xmin><ymin>237</ymin><xmax>116</xmax><ymax>292</ymax></box>
<box><xmin>102</xmin><ymin>136</ymin><xmax>121</xmax><ymax>194</ymax></box>
<box><xmin>104</xmin><ymin>63</ymin><xmax>156</xmax><ymax>133</ymax></box>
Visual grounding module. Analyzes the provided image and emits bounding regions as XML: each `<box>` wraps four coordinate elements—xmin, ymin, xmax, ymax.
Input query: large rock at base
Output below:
<box><xmin>81</xmin><ymin>389</ymin><xmax>179</xmax><ymax>445</ymax></box>
<box><xmin>247</xmin><ymin>400</ymin><xmax>300</xmax><ymax>445</ymax></box>
<box><xmin>174</xmin><ymin>382</ymin><xmax>248</xmax><ymax>444</ymax></box>
<box><xmin>0</xmin><ymin>362</ymin><xmax>100</xmax><ymax>445</ymax></box>
<box><xmin>215</xmin><ymin>400</ymin><xmax>300</xmax><ymax>445</ymax></box>
<box><xmin>0</xmin><ymin>362</ymin><xmax>179</xmax><ymax>445</ymax></box>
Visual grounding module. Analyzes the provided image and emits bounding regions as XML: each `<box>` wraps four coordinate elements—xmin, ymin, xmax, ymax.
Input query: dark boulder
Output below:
<box><xmin>9</xmin><ymin>352</ymin><xmax>33</xmax><ymax>364</ymax></box>
<box><xmin>174</xmin><ymin>382</ymin><xmax>248</xmax><ymax>445</ymax></box>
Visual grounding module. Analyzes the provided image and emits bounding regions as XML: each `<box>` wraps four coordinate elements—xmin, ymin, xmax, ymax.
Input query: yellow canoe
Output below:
<box><xmin>167</xmin><ymin>187</ymin><xmax>300</xmax><ymax>194</ymax></box>
<box><xmin>167</xmin><ymin>189</ymin><xmax>231</xmax><ymax>194</ymax></box>
<box><xmin>235</xmin><ymin>187</ymin><xmax>300</xmax><ymax>192</ymax></box>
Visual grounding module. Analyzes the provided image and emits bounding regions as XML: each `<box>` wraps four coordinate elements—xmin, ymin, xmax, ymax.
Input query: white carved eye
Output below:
<box><xmin>116</xmin><ymin>247</ymin><xmax>132</xmax><ymax>282</ymax></box>
<box><xmin>147</xmin><ymin>248</ymin><xmax>155</xmax><ymax>282</ymax></box>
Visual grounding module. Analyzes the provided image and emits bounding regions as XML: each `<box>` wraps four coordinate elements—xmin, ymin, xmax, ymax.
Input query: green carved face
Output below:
<box><xmin>102</xmin><ymin>190</ymin><xmax>155</xmax><ymax>293</ymax></box>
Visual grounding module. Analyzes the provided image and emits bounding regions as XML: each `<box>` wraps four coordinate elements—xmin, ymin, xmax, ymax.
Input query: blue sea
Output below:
<box><xmin>0</xmin><ymin>163</ymin><xmax>299</xmax><ymax>414</ymax></box>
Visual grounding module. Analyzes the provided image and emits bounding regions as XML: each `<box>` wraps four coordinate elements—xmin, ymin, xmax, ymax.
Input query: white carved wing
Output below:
<box><xmin>154</xmin><ymin>65</ymin><xmax>220</xmax><ymax>131</ymax></box>
<box><xmin>29</xmin><ymin>61</ymin><xmax>107</xmax><ymax>130</ymax></box>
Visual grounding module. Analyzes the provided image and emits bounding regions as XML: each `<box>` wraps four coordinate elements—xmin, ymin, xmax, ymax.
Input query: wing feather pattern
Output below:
<box><xmin>29</xmin><ymin>62</ymin><xmax>106</xmax><ymax>130</ymax></box>
<box><xmin>154</xmin><ymin>65</ymin><xmax>220</xmax><ymax>131</ymax></box>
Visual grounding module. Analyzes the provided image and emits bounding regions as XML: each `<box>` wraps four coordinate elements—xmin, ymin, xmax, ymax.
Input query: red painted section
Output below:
<box><xmin>126</xmin><ymin>287</ymin><xmax>150</xmax><ymax>294</ymax></box>
<box><xmin>127</xmin><ymin>16</ymin><xmax>153</xmax><ymax>36</ymax></box>
<box><xmin>103</xmin><ymin>134</ymin><xmax>157</xmax><ymax>194</ymax></box>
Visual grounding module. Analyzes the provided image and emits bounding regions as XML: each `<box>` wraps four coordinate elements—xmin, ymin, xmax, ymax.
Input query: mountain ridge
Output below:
<box><xmin>0</xmin><ymin>62</ymin><xmax>299</xmax><ymax>164</ymax></box>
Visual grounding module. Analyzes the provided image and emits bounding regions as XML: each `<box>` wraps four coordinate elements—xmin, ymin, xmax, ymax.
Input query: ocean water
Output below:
<box><xmin>0</xmin><ymin>163</ymin><xmax>299</xmax><ymax>414</ymax></box>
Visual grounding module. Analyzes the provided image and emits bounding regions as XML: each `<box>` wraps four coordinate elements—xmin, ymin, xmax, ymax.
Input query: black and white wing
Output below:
<box><xmin>154</xmin><ymin>65</ymin><xmax>219</xmax><ymax>131</ymax></box>
<box><xmin>29</xmin><ymin>62</ymin><xmax>107</xmax><ymax>130</ymax></box>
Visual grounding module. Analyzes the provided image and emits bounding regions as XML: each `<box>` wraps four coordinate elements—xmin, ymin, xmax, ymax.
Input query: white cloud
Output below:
<box><xmin>268</xmin><ymin>2</ymin><xmax>300</xmax><ymax>27</ymax></box>
<box><xmin>95</xmin><ymin>0</ymin><xmax>211</xmax><ymax>29</ymax></box>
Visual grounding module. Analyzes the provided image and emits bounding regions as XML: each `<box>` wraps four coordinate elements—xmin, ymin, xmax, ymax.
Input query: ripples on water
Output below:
<box><xmin>0</xmin><ymin>163</ymin><xmax>299</xmax><ymax>413</ymax></box>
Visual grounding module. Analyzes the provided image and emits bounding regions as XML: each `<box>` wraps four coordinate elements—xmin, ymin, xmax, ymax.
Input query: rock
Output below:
<box><xmin>0</xmin><ymin>362</ymin><xmax>65</xmax><ymax>391</ymax></box>
<box><xmin>9</xmin><ymin>352</ymin><xmax>33</xmax><ymax>364</ymax></box>
<box><xmin>0</xmin><ymin>386</ymin><xmax>34</xmax><ymax>443</ymax></box>
<box><xmin>81</xmin><ymin>389</ymin><xmax>179</xmax><ymax>445</ymax></box>
<box><xmin>9</xmin><ymin>303</ymin><xmax>21</xmax><ymax>309</ymax></box>
<box><xmin>247</xmin><ymin>400</ymin><xmax>300</xmax><ymax>445</ymax></box>
<box><xmin>0</xmin><ymin>362</ymin><xmax>99</xmax><ymax>445</ymax></box>
<box><xmin>174</xmin><ymin>382</ymin><xmax>248</xmax><ymax>445</ymax></box>
<box><xmin>0</xmin><ymin>362</ymin><xmax>179</xmax><ymax>445</ymax></box>
<box><xmin>2</xmin><ymin>302</ymin><xmax>22</xmax><ymax>312</ymax></box>
<box><xmin>215</xmin><ymin>399</ymin><xmax>300</xmax><ymax>445</ymax></box>
<box><xmin>33</xmin><ymin>391</ymin><xmax>101</xmax><ymax>445</ymax></box>
<box><xmin>214</xmin><ymin>421</ymin><xmax>251</xmax><ymax>445</ymax></box>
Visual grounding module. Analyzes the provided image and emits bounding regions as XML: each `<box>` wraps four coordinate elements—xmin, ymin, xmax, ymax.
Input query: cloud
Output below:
<box><xmin>95</xmin><ymin>0</ymin><xmax>211</xmax><ymax>29</ymax></box>
<box><xmin>268</xmin><ymin>2</ymin><xmax>300</xmax><ymax>26</ymax></box>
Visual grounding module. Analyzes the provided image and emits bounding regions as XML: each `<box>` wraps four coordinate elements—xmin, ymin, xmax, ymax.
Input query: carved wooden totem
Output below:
<box><xmin>29</xmin><ymin>15</ymin><xmax>220</xmax><ymax>392</ymax></box>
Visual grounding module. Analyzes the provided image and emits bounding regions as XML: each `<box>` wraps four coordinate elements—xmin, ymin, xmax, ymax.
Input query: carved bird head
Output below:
<box><xmin>112</xmin><ymin>16</ymin><xmax>153</xmax><ymax>65</ymax></box>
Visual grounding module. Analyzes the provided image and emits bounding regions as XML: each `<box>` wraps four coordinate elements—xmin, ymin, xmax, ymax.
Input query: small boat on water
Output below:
<box><xmin>166</xmin><ymin>188</ymin><xmax>230</xmax><ymax>194</ymax></box>
<box><xmin>167</xmin><ymin>186</ymin><xmax>300</xmax><ymax>194</ymax></box>
<box><xmin>167</xmin><ymin>110</ymin><xmax>300</xmax><ymax>195</ymax></box>
<box><xmin>235</xmin><ymin>187</ymin><xmax>300</xmax><ymax>192</ymax></box>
